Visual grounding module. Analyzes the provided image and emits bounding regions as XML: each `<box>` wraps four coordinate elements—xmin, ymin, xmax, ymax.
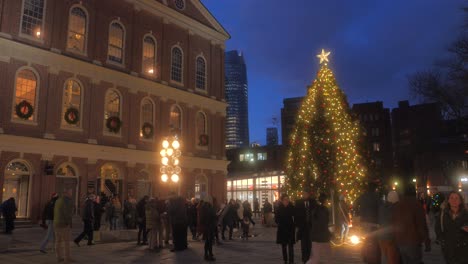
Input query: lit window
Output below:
<box><xmin>67</xmin><ymin>7</ymin><xmax>87</xmax><ymax>53</ymax></box>
<box><xmin>245</xmin><ymin>153</ymin><xmax>254</xmax><ymax>162</ymax></box>
<box><xmin>257</xmin><ymin>153</ymin><xmax>267</xmax><ymax>161</ymax></box>
<box><xmin>169</xmin><ymin>105</ymin><xmax>182</xmax><ymax>134</ymax></box>
<box><xmin>21</xmin><ymin>0</ymin><xmax>45</xmax><ymax>38</ymax></box>
<box><xmin>142</xmin><ymin>36</ymin><xmax>156</xmax><ymax>75</ymax></box>
<box><xmin>239</xmin><ymin>154</ymin><xmax>244</xmax><ymax>161</ymax></box>
<box><xmin>104</xmin><ymin>89</ymin><xmax>121</xmax><ymax>120</ymax></box>
<box><xmin>196</xmin><ymin>56</ymin><xmax>206</xmax><ymax>90</ymax></box>
<box><xmin>13</xmin><ymin>69</ymin><xmax>37</xmax><ymax>121</ymax></box>
<box><xmin>140</xmin><ymin>98</ymin><xmax>154</xmax><ymax>139</ymax></box>
<box><xmin>61</xmin><ymin>79</ymin><xmax>82</xmax><ymax>127</ymax></box>
<box><xmin>108</xmin><ymin>22</ymin><xmax>124</xmax><ymax>64</ymax></box>
<box><xmin>171</xmin><ymin>46</ymin><xmax>183</xmax><ymax>83</ymax></box>
<box><xmin>373</xmin><ymin>142</ymin><xmax>380</xmax><ymax>152</ymax></box>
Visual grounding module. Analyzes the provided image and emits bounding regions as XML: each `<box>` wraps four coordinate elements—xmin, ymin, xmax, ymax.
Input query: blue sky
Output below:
<box><xmin>203</xmin><ymin>0</ymin><xmax>465</xmax><ymax>145</ymax></box>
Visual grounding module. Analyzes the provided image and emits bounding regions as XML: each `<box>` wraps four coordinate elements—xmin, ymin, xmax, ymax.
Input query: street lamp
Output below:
<box><xmin>160</xmin><ymin>136</ymin><xmax>181</xmax><ymax>184</ymax></box>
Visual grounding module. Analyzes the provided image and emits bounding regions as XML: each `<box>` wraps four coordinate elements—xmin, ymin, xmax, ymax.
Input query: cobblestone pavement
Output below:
<box><xmin>0</xmin><ymin>222</ymin><xmax>445</xmax><ymax>264</ymax></box>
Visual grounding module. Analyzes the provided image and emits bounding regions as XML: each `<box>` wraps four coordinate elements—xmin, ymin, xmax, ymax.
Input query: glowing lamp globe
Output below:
<box><xmin>166</xmin><ymin>148</ymin><xmax>174</xmax><ymax>156</ymax></box>
<box><xmin>161</xmin><ymin>174</ymin><xmax>168</xmax><ymax>182</ymax></box>
<box><xmin>173</xmin><ymin>158</ymin><xmax>179</xmax><ymax>166</ymax></box>
<box><xmin>162</xmin><ymin>140</ymin><xmax>169</xmax><ymax>149</ymax></box>
<box><xmin>172</xmin><ymin>140</ymin><xmax>180</xmax><ymax>149</ymax></box>
<box><xmin>160</xmin><ymin>149</ymin><xmax>167</xmax><ymax>157</ymax></box>
<box><xmin>161</xmin><ymin>157</ymin><xmax>169</xmax><ymax>166</ymax></box>
<box><xmin>171</xmin><ymin>174</ymin><xmax>179</xmax><ymax>183</ymax></box>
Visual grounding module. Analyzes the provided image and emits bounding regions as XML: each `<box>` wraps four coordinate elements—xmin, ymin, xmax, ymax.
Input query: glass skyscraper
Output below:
<box><xmin>225</xmin><ymin>50</ymin><xmax>249</xmax><ymax>149</ymax></box>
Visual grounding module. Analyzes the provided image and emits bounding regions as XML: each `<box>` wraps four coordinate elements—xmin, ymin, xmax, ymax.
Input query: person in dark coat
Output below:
<box><xmin>199</xmin><ymin>195</ymin><xmax>217</xmax><ymax>261</ymax></box>
<box><xmin>168</xmin><ymin>195</ymin><xmax>188</xmax><ymax>251</ymax></box>
<box><xmin>263</xmin><ymin>199</ymin><xmax>274</xmax><ymax>227</ymax></box>
<box><xmin>40</xmin><ymin>193</ymin><xmax>59</xmax><ymax>253</ymax></box>
<box><xmin>253</xmin><ymin>198</ymin><xmax>260</xmax><ymax>217</ymax></box>
<box><xmin>93</xmin><ymin>196</ymin><xmax>104</xmax><ymax>231</ymax></box>
<box><xmin>74</xmin><ymin>194</ymin><xmax>95</xmax><ymax>246</ymax></box>
<box><xmin>295</xmin><ymin>188</ymin><xmax>317</xmax><ymax>263</ymax></box>
<box><xmin>2</xmin><ymin>197</ymin><xmax>17</xmax><ymax>234</ymax></box>
<box><xmin>307</xmin><ymin>193</ymin><xmax>332</xmax><ymax>264</ymax></box>
<box><xmin>136</xmin><ymin>195</ymin><xmax>149</xmax><ymax>245</ymax></box>
<box><xmin>435</xmin><ymin>191</ymin><xmax>468</xmax><ymax>264</ymax></box>
<box><xmin>276</xmin><ymin>194</ymin><xmax>295</xmax><ymax>264</ymax></box>
<box><xmin>187</xmin><ymin>198</ymin><xmax>199</xmax><ymax>240</ymax></box>
<box><xmin>222</xmin><ymin>199</ymin><xmax>238</xmax><ymax>240</ymax></box>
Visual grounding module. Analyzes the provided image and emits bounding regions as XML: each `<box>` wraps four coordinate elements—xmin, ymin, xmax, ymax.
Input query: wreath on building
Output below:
<box><xmin>199</xmin><ymin>134</ymin><xmax>209</xmax><ymax>146</ymax></box>
<box><xmin>15</xmin><ymin>100</ymin><xmax>34</xmax><ymax>120</ymax></box>
<box><xmin>64</xmin><ymin>107</ymin><xmax>80</xmax><ymax>125</ymax></box>
<box><xmin>106</xmin><ymin>116</ymin><xmax>122</xmax><ymax>133</ymax></box>
<box><xmin>141</xmin><ymin>122</ymin><xmax>154</xmax><ymax>139</ymax></box>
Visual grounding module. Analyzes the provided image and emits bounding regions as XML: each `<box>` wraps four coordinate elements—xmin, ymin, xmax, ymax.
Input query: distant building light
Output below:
<box><xmin>461</xmin><ymin>177</ymin><xmax>468</xmax><ymax>182</ymax></box>
<box><xmin>412</xmin><ymin>178</ymin><xmax>416</xmax><ymax>183</ymax></box>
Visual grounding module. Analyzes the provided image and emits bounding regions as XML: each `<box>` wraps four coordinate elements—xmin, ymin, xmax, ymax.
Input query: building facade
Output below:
<box><xmin>352</xmin><ymin>101</ymin><xmax>393</xmax><ymax>182</ymax></box>
<box><xmin>0</xmin><ymin>0</ymin><xmax>229</xmax><ymax>221</ymax></box>
<box><xmin>225</xmin><ymin>50</ymin><xmax>249</xmax><ymax>149</ymax></box>
<box><xmin>281</xmin><ymin>97</ymin><xmax>302</xmax><ymax>145</ymax></box>
<box><xmin>266</xmin><ymin>127</ymin><xmax>278</xmax><ymax>146</ymax></box>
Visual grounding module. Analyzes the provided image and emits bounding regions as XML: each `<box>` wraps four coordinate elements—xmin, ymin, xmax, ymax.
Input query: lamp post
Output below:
<box><xmin>160</xmin><ymin>136</ymin><xmax>181</xmax><ymax>193</ymax></box>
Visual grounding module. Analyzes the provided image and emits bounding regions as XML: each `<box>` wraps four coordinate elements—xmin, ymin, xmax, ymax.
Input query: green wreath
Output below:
<box><xmin>64</xmin><ymin>107</ymin><xmax>80</xmax><ymax>125</ymax></box>
<box><xmin>199</xmin><ymin>134</ymin><xmax>209</xmax><ymax>146</ymax></box>
<box><xmin>15</xmin><ymin>100</ymin><xmax>34</xmax><ymax>120</ymax></box>
<box><xmin>141</xmin><ymin>122</ymin><xmax>154</xmax><ymax>139</ymax></box>
<box><xmin>106</xmin><ymin>116</ymin><xmax>122</xmax><ymax>133</ymax></box>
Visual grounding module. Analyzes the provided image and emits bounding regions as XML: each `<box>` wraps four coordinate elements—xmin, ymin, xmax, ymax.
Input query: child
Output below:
<box><xmin>242</xmin><ymin>216</ymin><xmax>250</xmax><ymax>240</ymax></box>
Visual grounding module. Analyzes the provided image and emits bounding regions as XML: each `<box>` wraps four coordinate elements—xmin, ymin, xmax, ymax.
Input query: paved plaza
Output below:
<box><xmin>0</xmin><ymin>220</ymin><xmax>445</xmax><ymax>264</ymax></box>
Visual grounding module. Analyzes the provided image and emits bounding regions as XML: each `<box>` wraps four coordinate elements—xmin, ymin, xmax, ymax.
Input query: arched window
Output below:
<box><xmin>196</xmin><ymin>56</ymin><xmax>206</xmax><ymax>90</ymax></box>
<box><xmin>20</xmin><ymin>0</ymin><xmax>45</xmax><ymax>38</ymax></box>
<box><xmin>3</xmin><ymin>160</ymin><xmax>31</xmax><ymax>217</ymax></box>
<box><xmin>140</xmin><ymin>98</ymin><xmax>154</xmax><ymax>139</ymax></box>
<box><xmin>67</xmin><ymin>6</ymin><xmax>87</xmax><ymax>53</ymax></box>
<box><xmin>13</xmin><ymin>68</ymin><xmax>38</xmax><ymax>121</ymax></box>
<box><xmin>108</xmin><ymin>22</ymin><xmax>125</xmax><ymax>64</ymax></box>
<box><xmin>169</xmin><ymin>105</ymin><xmax>182</xmax><ymax>134</ymax></box>
<box><xmin>196</xmin><ymin>111</ymin><xmax>206</xmax><ymax>135</ymax></box>
<box><xmin>142</xmin><ymin>36</ymin><xmax>156</xmax><ymax>75</ymax></box>
<box><xmin>104</xmin><ymin>89</ymin><xmax>121</xmax><ymax>119</ymax></box>
<box><xmin>171</xmin><ymin>46</ymin><xmax>183</xmax><ymax>83</ymax></box>
<box><xmin>61</xmin><ymin>79</ymin><xmax>82</xmax><ymax>127</ymax></box>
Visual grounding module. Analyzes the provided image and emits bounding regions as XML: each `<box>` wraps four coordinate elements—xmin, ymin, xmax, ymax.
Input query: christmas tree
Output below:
<box><xmin>284</xmin><ymin>49</ymin><xmax>366</xmax><ymax>202</ymax></box>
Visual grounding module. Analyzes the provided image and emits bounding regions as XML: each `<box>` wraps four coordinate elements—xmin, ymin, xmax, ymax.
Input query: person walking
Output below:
<box><xmin>306</xmin><ymin>193</ymin><xmax>332</xmax><ymax>264</ymax></box>
<box><xmin>54</xmin><ymin>188</ymin><xmax>74</xmax><ymax>263</ymax></box>
<box><xmin>93</xmin><ymin>196</ymin><xmax>104</xmax><ymax>232</ymax></box>
<box><xmin>146</xmin><ymin>198</ymin><xmax>162</xmax><ymax>251</ymax></box>
<box><xmin>295</xmin><ymin>188</ymin><xmax>317</xmax><ymax>263</ymax></box>
<box><xmin>136</xmin><ymin>195</ymin><xmax>149</xmax><ymax>245</ymax></box>
<box><xmin>253</xmin><ymin>198</ymin><xmax>260</xmax><ymax>218</ymax></box>
<box><xmin>74</xmin><ymin>194</ymin><xmax>95</xmax><ymax>246</ymax></box>
<box><xmin>435</xmin><ymin>191</ymin><xmax>468</xmax><ymax>264</ymax></box>
<box><xmin>243</xmin><ymin>200</ymin><xmax>255</xmax><ymax>226</ymax></box>
<box><xmin>377</xmin><ymin>191</ymin><xmax>400</xmax><ymax>264</ymax></box>
<box><xmin>39</xmin><ymin>193</ymin><xmax>59</xmax><ymax>253</ymax></box>
<box><xmin>392</xmin><ymin>185</ymin><xmax>430</xmax><ymax>264</ymax></box>
<box><xmin>263</xmin><ymin>199</ymin><xmax>273</xmax><ymax>227</ymax></box>
<box><xmin>199</xmin><ymin>194</ymin><xmax>217</xmax><ymax>261</ymax></box>
<box><xmin>1</xmin><ymin>197</ymin><xmax>17</xmax><ymax>234</ymax></box>
<box><xmin>276</xmin><ymin>194</ymin><xmax>296</xmax><ymax>264</ymax></box>
<box><xmin>336</xmin><ymin>194</ymin><xmax>351</xmax><ymax>244</ymax></box>
<box><xmin>222</xmin><ymin>199</ymin><xmax>238</xmax><ymax>240</ymax></box>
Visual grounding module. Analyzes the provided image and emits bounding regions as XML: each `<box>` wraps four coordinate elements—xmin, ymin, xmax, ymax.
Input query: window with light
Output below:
<box><xmin>140</xmin><ymin>98</ymin><xmax>154</xmax><ymax>138</ymax></box>
<box><xmin>108</xmin><ymin>22</ymin><xmax>124</xmax><ymax>63</ymax></box>
<box><xmin>142</xmin><ymin>36</ymin><xmax>156</xmax><ymax>75</ymax></box>
<box><xmin>61</xmin><ymin>80</ymin><xmax>82</xmax><ymax>127</ymax></box>
<box><xmin>105</xmin><ymin>89</ymin><xmax>120</xmax><ymax>119</ymax></box>
<box><xmin>14</xmin><ymin>69</ymin><xmax>37</xmax><ymax>121</ymax></box>
<box><xmin>196</xmin><ymin>56</ymin><xmax>206</xmax><ymax>90</ymax></box>
<box><xmin>21</xmin><ymin>0</ymin><xmax>45</xmax><ymax>38</ymax></box>
<box><xmin>171</xmin><ymin>47</ymin><xmax>183</xmax><ymax>83</ymax></box>
<box><xmin>67</xmin><ymin>7</ymin><xmax>87</xmax><ymax>53</ymax></box>
<box><xmin>170</xmin><ymin>106</ymin><xmax>182</xmax><ymax>133</ymax></box>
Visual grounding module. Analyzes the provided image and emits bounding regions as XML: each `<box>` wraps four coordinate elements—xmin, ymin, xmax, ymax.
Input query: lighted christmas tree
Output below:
<box><xmin>284</xmin><ymin>49</ymin><xmax>366</xmax><ymax>202</ymax></box>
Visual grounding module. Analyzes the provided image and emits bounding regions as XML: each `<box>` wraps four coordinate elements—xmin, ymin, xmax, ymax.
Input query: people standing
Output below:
<box><xmin>169</xmin><ymin>195</ymin><xmax>188</xmax><ymax>251</ymax></box>
<box><xmin>187</xmin><ymin>198</ymin><xmax>199</xmax><ymax>240</ymax></box>
<box><xmin>295</xmin><ymin>188</ymin><xmax>317</xmax><ymax>263</ymax></box>
<box><xmin>136</xmin><ymin>195</ymin><xmax>149</xmax><ymax>245</ymax></box>
<box><xmin>336</xmin><ymin>195</ymin><xmax>351</xmax><ymax>244</ymax></box>
<box><xmin>1</xmin><ymin>197</ymin><xmax>17</xmax><ymax>234</ymax></box>
<box><xmin>276</xmin><ymin>194</ymin><xmax>296</xmax><ymax>264</ymax></box>
<box><xmin>39</xmin><ymin>193</ymin><xmax>59</xmax><ymax>253</ymax></box>
<box><xmin>222</xmin><ymin>199</ymin><xmax>238</xmax><ymax>240</ymax></box>
<box><xmin>263</xmin><ymin>199</ymin><xmax>273</xmax><ymax>227</ymax></box>
<box><xmin>306</xmin><ymin>193</ymin><xmax>332</xmax><ymax>264</ymax></box>
<box><xmin>199</xmin><ymin>194</ymin><xmax>217</xmax><ymax>261</ymax></box>
<box><xmin>111</xmin><ymin>197</ymin><xmax>122</xmax><ymax>230</ymax></box>
<box><xmin>146</xmin><ymin>198</ymin><xmax>162</xmax><ymax>251</ymax></box>
<box><xmin>93</xmin><ymin>196</ymin><xmax>104</xmax><ymax>232</ymax></box>
<box><xmin>377</xmin><ymin>191</ymin><xmax>400</xmax><ymax>264</ymax></box>
<box><xmin>74</xmin><ymin>194</ymin><xmax>95</xmax><ymax>246</ymax></box>
<box><xmin>435</xmin><ymin>191</ymin><xmax>468</xmax><ymax>264</ymax></box>
<box><xmin>392</xmin><ymin>185</ymin><xmax>430</xmax><ymax>264</ymax></box>
<box><xmin>253</xmin><ymin>198</ymin><xmax>260</xmax><ymax>218</ymax></box>
<box><xmin>54</xmin><ymin>189</ymin><xmax>74</xmax><ymax>263</ymax></box>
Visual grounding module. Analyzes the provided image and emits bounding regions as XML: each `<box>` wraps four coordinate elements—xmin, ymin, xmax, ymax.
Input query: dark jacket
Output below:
<box><xmin>355</xmin><ymin>191</ymin><xmax>380</xmax><ymax>224</ymax></box>
<box><xmin>199</xmin><ymin>202</ymin><xmax>217</xmax><ymax>240</ymax></box>
<box><xmin>377</xmin><ymin>201</ymin><xmax>396</xmax><ymax>240</ymax></box>
<box><xmin>136</xmin><ymin>198</ymin><xmax>147</xmax><ymax>222</ymax></box>
<box><xmin>82</xmin><ymin>199</ymin><xmax>95</xmax><ymax>222</ymax></box>
<box><xmin>1</xmin><ymin>198</ymin><xmax>17</xmax><ymax>219</ymax></box>
<box><xmin>223</xmin><ymin>203</ymin><xmax>238</xmax><ymax>226</ymax></box>
<box><xmin>295</xmin><ymin>198</ymin><xmax>317</xmax><ymax>230</ymax></box>
<box><xmin>392</xmin><ymin>196</ymin><xmax>429</xmax><ymax>245</ymax></box>
<box><xmin>263</xmin><ymin>202</ymin><xmax>273</xmax><ymax>214</ymax></box>
<box><xmin>187</xmin><ymin>202</ymin><xmax>198</xmax><ymax>226</ymax></box>
<box><xmin>54</xmin><ymin>196</ymin><xmax>73</xmax><ymax>228</ymax></box>
<box><xmin>435</xmin><ymin>207</ymin><xmax>468</xmax><ymax>264</ymax></box>
<box><xmin>310</xmin><ymin>204</ymin><xmax>331</xmax><ymax>243</ymax></box>
<box><xmin>275</xmin><ymin>203</ymin><xmax>295</xmax><ymax>244</ymax></box>
<box><xmin>168</xmin><ymin>197</ymin><xmax>188</xmax><ymax>225</ymax></box>
<box><xmin>42</xmin><ymin>197</ymin><xmax>58</xmax><ymax>222</ymax></box>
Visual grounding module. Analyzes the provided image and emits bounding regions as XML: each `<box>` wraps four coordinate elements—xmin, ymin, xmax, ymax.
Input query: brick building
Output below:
<box><xmin>0</xmin><ymin>0</ymin><xmax>229</xmax><ymax>221</ymax></box>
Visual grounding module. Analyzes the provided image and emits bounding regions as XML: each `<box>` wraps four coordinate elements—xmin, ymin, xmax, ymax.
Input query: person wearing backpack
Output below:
<box><xmin>306</xmin><ymin>193</ymin><xmax>332</xmax><ymax>264</ymax></box>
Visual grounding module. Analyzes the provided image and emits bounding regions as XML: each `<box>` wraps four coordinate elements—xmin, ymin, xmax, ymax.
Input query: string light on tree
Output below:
<box><xmin>284</xmin><ymin>49</ymin><xmax>366</xmax><ymax>202</ymax></box>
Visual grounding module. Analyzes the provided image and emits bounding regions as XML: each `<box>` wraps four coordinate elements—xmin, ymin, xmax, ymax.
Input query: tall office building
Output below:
<box><xmin>225</xmin><ymin>50</ymin><xmax>249</xmax><ymax>149</ymax></box>
<box><xmin>281</xmin><ymin>97</ymin><xmax>303</xmax><ymax>145</ymax></box>
<box><xmin>266</xmin><ymin>127</ymin><xmax>279</xmax><ymax>146</ymax></box>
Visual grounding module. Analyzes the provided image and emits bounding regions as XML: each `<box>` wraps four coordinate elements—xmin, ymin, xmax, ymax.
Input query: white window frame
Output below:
<box><xmin>141</xmin><ymin>34</ymin><xmax>157</xmax><ymax>77</ymax></box>
<box><xmin>139</xmin><ymin>97</ymin><xmax>155</xmax><ymax>141</ymax></box>
<box><xmin>169</xmin><ymin>104</ymin><xmax>183</xmax><ymax>135</ymax></box>
<box><xmin>106</xmin><ymin>20</ymin><xmax>126</xmax><ymax>67</ymax></box>
<box><xmin>170</xmin><ymin>45</ymin><xmax>184</xmax><ymax>86</ymax></box>
<box><xmin>11</xmin><ymin>66</ymin><xmax>40</xmax><ymax>125</ymax></box>
<box><xmin>66</xmin><ymin>4</ymin><xmax>89</xmax><ymax>56</ymax></box>
<box><xmin>195</xmin><ymin>111</ymin><xmax>208</xmax><ymax>149</ymax></box>
<box><xmin>60</xmin><ymin>78</ymin><xmax>84</xmax><ymax>131</ymax></box>
<box><xmin>103</xmin><ymin>88</ymin><xmax>123</xmax><ymax>137</ymax></box>
<box><xmin>19</xmin><ymin>0</ymin><xmax>47</xmax><ymax>43</ymax></box>
<box><xmin>195</xmin><ymin>54</ymin><xmax>207</xmax><ymax>93</ymax></box>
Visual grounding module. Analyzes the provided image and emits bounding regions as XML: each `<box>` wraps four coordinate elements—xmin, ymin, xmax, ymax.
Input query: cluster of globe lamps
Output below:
<box><xmin>160</xmin><ymin>137</ymin><xmax>181</xmax><ymax>183</ymax></box>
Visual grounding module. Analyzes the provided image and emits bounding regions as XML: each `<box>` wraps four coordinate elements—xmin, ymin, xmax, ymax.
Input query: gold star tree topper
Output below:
<box><xmin>317</xmin><ymin>49</ymin><xmax>331</xmax><ymax>64</ymax></box>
